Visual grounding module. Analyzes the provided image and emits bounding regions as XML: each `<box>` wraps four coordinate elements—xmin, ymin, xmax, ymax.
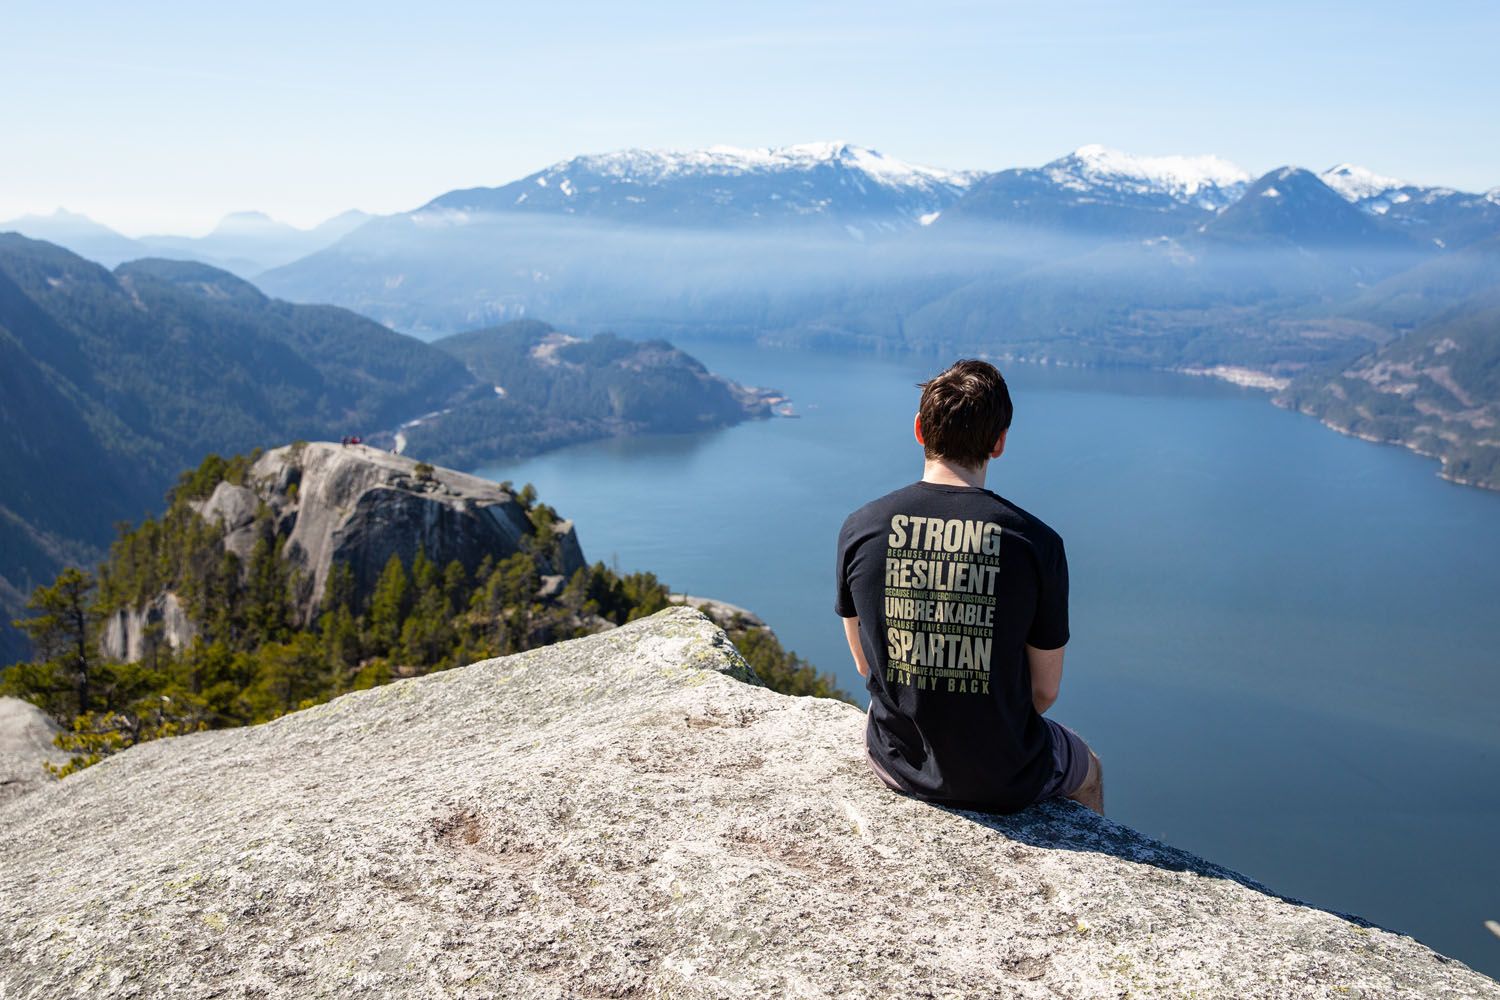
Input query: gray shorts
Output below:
<box><xmin>1034</xmin><ymin>718</ymin><xmax>1093</xmax><ymax>802</ymax></box>
<box><xmin>863</xmin><ymin>712</ymin><xmax>1094</xmax><ymax>806</ymax></box>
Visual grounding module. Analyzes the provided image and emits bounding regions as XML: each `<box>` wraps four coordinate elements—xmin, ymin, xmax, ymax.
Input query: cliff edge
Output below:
<box><xmin>2</xmin><ymin>608</ymin><xmax>1493</xmax><ymax>998</ymax></box>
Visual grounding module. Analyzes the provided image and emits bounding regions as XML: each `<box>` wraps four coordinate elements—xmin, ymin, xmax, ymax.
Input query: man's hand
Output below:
<box><xmin>843</xmin><ymin>616</ymin><xmax>872</xmax><ymax>678</ymax></box>
<box><xmin>1027</xmin><ymin>643</ymin><xmax>1065</xmax><ymax>714</ymax></box>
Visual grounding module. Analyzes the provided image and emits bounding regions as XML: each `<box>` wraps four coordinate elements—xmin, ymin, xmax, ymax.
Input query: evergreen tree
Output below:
<box><xmin>244</xmin><ymin>508</ymin><xmax>292</xmax><ymax>643</ymax></box>
<box><xmin>401</xmin><ymin>554</ymin><xmax>455</xmax><ymax>668</ymax></box>
<box><xmin>9</xmin><ymin>568</ymin><xmax>103</xmax><ymax>717</ymax></box>
<box><xmin>243</xmin><ymin>633</ymin><xmax>332</xmax><ymax>720</ymax></box>
<box><xmin>369</xmin><ymin>553</ymin><xmax>410</xmax><ymax>655</ymax></box>
<box><xmin>727</xmin><ymin>625</ymin><xmax>849</xmax><ymax>702</ymax></box>
<box><xmin>442</xmin><ymin>560</ymin><xmax>468</xmax><ymax>612</ymax></box>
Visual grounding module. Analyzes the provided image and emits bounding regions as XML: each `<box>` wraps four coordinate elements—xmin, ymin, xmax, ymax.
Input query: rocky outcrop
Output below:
<box><xmin>0</xmin><ymin>696</ymin><xmax>66</xmax><ymax>805</ymax></box>
<box><xmin>106</xmin><ymin>442</ymin><xmax>588</xmax><ymax>661</ymax></box>
<box><xmin>239</xmin><ymin>443</ymin><xmax>584</xmax><ymax>617</ymax></box>
<box><xmin>670</xmin><ymin>592</ymin><xmax>769</xmax><ymax>631</ymax></box>
<box><xmin>2</xmin><ymin>608</ymin><xmax>1492</xmax><ymax>998</ymax></box>
<box><xmin>99</xmin><ymin>591</ymin><xmax>195</xmax><ymax>662</ymax></box>
<box><xmin>213</xmin><ymin>445</ymin><xmax>567</xmax><ymax>590</ymax></box>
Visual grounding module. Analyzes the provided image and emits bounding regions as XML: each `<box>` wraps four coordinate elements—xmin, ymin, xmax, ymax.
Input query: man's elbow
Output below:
<box><xmin>1032</xmin><ymin>684</ymin><xmax>1059</xmax><ymax>714</ymax></box>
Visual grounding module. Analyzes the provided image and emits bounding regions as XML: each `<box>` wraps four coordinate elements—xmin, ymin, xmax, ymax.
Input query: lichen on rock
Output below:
<box><xmin>0</xmin><ymin>607</ymin><xmax>1494</xmax><ymax>998</ymax></box>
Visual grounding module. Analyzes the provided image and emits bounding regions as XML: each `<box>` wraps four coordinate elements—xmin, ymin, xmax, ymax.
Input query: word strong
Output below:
<box><xmin>882</xmin><ymin>515</ymin><xmax>1002</xmax><ymax>695</ymax></box>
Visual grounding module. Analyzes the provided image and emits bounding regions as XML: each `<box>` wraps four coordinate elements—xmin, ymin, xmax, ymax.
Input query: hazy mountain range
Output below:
<box><xmin>0</xmin><ymin>208</ymin><xmax>372</xmax><ymax>276</ymax></box>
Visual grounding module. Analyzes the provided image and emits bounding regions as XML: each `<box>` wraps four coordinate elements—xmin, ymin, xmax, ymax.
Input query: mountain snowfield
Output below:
<box><xmin>425</xmin><ymin>141</ymin><xmax>1262</xmax><ymax>221</ymax></box>
<box><xmin>1041</xmin><ymin>143</ymin><xmax>1251</xmax><ymax>208</ymax></box>
<box><xmin>418</xmin><ymin>141</ymin><xmax>980</xmax><ymax>229</ymax></box>
<box><xmin>537</xmin><ymin>141</ymin><xmax>977</xmax><ymax>189</ymax></box>
<box><xmin>1319</xmin><ymin>163</ymin><xmax>1407</xmax><ymax>202</ymax></box>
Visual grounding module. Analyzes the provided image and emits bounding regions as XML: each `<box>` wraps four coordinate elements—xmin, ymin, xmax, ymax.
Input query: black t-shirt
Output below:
<box><xmin>835</xmin><ymin>480</ymin><xmax>1069</xmax><ymax>813</ymax></box>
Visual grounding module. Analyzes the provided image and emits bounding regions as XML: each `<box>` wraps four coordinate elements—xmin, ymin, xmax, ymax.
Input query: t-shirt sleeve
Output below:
<box><xmin>1026</xmin><ymin>529</ymin><xmax>1069</xmax><ymax>649</ymax></box>
<box><xmin>834</xmin><ymin>515</ymin><xmax>858</xmax><ymax>618</ymax></box>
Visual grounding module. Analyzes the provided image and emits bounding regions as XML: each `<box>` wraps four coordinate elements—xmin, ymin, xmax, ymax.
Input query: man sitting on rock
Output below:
<box><xmin>834</xmin><ymin>359</ymin><xmax>1104</xmax><ymax>815</ymax></box>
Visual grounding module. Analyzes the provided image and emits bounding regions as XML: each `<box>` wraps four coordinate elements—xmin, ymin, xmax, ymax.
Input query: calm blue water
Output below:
<box><xmin>476</xmin><ymin>341</ymin><xmax>1500</xmax><ymax>978</ymax></box>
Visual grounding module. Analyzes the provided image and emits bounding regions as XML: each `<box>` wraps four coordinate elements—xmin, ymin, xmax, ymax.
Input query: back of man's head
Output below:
<box><xmin>917</xmin><ymin>359</ymin><xmax>1014</xmax><ymax>469</ymax></box>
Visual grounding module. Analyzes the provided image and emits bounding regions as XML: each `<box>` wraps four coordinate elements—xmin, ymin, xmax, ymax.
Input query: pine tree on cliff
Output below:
<box><xmin>9</xmin><ymin>568</ymin><xmax>103</xmax><ymax>718</ymax></box>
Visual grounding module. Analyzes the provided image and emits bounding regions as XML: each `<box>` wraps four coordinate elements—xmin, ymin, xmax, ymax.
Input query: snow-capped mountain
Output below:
<box><xmin>938</xmin><ymin>145</ymin><xmax>1249</xmax><ymax>236</ymax></box>
<box><xmin>1042</xmin><ymin>144</ymin><xmax>1250</xmax><ymax>210</ymax></box>
<box><xmin>419</xmin><ymin>142</ymin><xmax>976</xmax><ymax>232</ymax></box>
<box><xmin>1318</xmin><ymin>164</ymin><xmax>1500</xmax><ymax>248</ymax></box>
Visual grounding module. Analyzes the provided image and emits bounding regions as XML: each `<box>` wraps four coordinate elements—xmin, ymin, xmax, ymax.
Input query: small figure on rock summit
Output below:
<box><xmin>836</xmin><ymin>358</ymin><xmax>1105</xmax><ymax>815</ymax></box>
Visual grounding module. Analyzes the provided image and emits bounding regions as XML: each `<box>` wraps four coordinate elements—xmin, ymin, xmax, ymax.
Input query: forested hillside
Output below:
<box><xmin>0</xmin><ymin>236</ymin><xmax>474</xmax><ymax>660</ymax></box>
<box><xmin>403</xmin><ymin>320</ymin><xmax>777</xmax><ymax>468</ymax></box>
<box><xmin>0</xmin><ymin>237</ymin><xmax>776</xmax><ymax>661</ymax></box>
<box><xmin>1277</xmin><ymin>287</ymin><xmax>1500</xmax><ymax>488</ymax></box>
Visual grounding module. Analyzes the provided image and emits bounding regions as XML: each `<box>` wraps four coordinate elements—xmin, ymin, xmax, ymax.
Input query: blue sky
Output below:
<box><xmin>3</xmin><ymin>0</ymin><xmax>1496</xmax><ymax>234</ymax></box>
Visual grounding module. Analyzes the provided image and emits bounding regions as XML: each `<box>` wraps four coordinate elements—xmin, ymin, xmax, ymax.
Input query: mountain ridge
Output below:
<box><xmin>421</xmin><ymin>141</ymin><xmax>975</xmax><ymax>230</ymax></box>
<box><xmin>0</xmin><ymin>208</ymin><xmax>375</xmax><ymax>275</ymax></box>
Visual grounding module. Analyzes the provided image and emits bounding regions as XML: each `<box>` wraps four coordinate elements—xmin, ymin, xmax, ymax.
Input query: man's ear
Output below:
<box><xmin>913</xmin><ymin>413</ymin><xmax>924</xmax><ymax>446</ymax></box>
<box><xmin>990</xmin><ymin>428</ymin><xmax>1008</xmax><ymax>459</ymax></box>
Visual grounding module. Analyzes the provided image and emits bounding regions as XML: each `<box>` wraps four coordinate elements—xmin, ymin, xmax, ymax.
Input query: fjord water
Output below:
<box><xmin>475</xmin><ymin>341</ymin><xmax>1500</xmax><ymax>977</ymax></box>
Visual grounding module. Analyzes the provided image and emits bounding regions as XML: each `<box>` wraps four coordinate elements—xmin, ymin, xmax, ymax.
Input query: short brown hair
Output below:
<box><xmin>917</xmin><ymin>359</ymin><xmax>1013</xmax><ymax>469</ymax></box>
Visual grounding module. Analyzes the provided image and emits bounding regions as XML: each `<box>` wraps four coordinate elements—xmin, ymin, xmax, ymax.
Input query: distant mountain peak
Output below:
<box><xmin>27</xmin><ymin>207</ymin><xmax>91</xmax><ymax>222</ymax></box>
<box><xmin>0</xmin><ymin>208</ymin><xmax>142</xmax><ymax>267</ymax></box>
<box><xmin>1320</xmin><ymin>163</ymin><xmax>1406</xmax><ymax>202</ymax></box>
<box><xmin>211</xmin><ymin>211</ymin><xmax>297</xmax><ymax>236</ymax></box>
<box><xmin>7</xmin><ymin>207</ymin><xmax>119</xmax><ymax>231</ymax></box>
<box><xmin>317</xmin><ymin>208</ymin><xmax>372</xmax><ymax>226</ymax></box>
<box><xmin>1204</xmin><ymin>165</ymin><xmax>1412</xmax><ymax>249</ymax></box>
<box><xmin>1044</xmin><ymin>145</ymin><xmax>1251</xmax><ymax>206</ymax></box>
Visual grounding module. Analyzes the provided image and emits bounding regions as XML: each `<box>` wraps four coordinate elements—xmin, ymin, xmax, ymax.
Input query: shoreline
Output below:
<box><xmin>1271</xmin><ymin>398</ymin><xmax>1498</xmax><ymax>493</ymax></box>
<box><xmin>1170</xmin><ymin>364</ymin><xmax>1292</xmax><ymax>392</ymax></box>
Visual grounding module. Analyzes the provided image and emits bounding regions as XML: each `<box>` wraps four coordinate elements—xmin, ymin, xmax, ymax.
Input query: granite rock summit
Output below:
<box><xmin>2</xmin><ymin>608</ymin><xmax>1494</xmax><ymax>998</ymax></box>
<box><xmin>102</xmin><ymin>441</ymin><xmax>585</xmax><ymax>660</ymax></box>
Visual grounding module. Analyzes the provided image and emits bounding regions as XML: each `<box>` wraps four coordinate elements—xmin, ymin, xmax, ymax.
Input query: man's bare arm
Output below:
<box><xmin>1027</xmin><ymin>643</ymin><xmax>1065</xmax><ymax>714</ymax></box>
<box><xmin>843</xmin><ymin>616</ymin><xmax>872</xmax><ymax>678</ymax></box>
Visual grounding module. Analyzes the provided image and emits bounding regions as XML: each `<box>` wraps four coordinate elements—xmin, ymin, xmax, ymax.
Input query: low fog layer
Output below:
<box><xmin>257</xmin><ymin>209</ymin><xmax>1448</xmax><ymax>374</ymax></box>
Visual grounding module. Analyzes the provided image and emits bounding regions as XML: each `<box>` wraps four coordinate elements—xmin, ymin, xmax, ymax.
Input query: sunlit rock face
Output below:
<box><xmin>2</xmin><ymin>607</ymin><xmax>1494</xmax><ymax>998</ymax></box>
<box><xmin>104</xmin><ymin>441</ymin><xmax>585</xmax><ymax>661</ymax></box>
<box><xmin>239</xmin><ymin>442</ymin><xmax>585</xmax><ymax>617</ymax></box>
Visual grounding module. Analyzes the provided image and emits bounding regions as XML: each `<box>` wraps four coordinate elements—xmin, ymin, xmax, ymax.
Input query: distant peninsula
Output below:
<box><xmin>392</xmin><ymin>319</ymin><xmax>783</xmax><ymax>469</ymax></box>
